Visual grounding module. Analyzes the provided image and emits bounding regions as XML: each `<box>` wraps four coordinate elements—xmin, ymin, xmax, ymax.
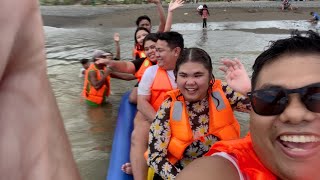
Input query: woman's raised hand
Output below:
<box><xmin>219</xmin><ymin>58</ymin><xmax>251</xmax><ymax>95</ymax></box>
<box><xmin>169</xmin><ymin>0</ymin><xmax>184</xmax><ymax>12</ymax></box>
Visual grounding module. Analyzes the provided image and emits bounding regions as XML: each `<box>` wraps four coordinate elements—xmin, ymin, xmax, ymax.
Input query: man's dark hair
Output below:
<box><xmin>143</xmin><ymin>33</ymin><xmax>158</xmax><ymax>47</ymax></box>
<box><xmin>251</xmin><ymin>30</ymin><xmax>320</xmax><ymax>90</ymax></box>
<box><xmin>157</xmin><ymin>31</ymin><xmax>184</xmax><ymax>50</ymax></box>
<box><xmin>136</xmin><ymin>15</ymin><xmax>151</xmax><ymax>26</ymax></box>
<box><xmin>80</xmin><ymin>58</ymin><xmax>89</xmax><ymax>65</ymax></box>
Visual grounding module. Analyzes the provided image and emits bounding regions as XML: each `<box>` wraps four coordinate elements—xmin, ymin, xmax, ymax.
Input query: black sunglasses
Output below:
<box><xmin>247</xmin><ymin>83</ymin><xmax>320</xmax><ymax>116</ymax></box>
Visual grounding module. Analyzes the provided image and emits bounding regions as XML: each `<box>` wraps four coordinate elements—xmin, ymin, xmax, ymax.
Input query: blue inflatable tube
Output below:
<box><xmin>107</xmin><ymin>91</ymin><xmax>136</xmax><ymax>180</ymax></box>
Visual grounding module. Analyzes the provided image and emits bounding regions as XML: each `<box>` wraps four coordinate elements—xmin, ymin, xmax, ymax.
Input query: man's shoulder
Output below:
<box><xmin>140</xmin><ymin>65</ymin><xmax>158</xmax><ymax>83</ymax></box>
<box><xmin>145</xmin><ymin>64</ymin><xmax>159</xmax><ymax>73</ymax></box>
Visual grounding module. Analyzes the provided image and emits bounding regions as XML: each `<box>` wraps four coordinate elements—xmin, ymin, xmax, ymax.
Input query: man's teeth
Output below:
<box><xmin>186</xmin><ymin>88</ymin><xmax>196</xmax><ymax>91</ymax></box>
<box><xmin>280</xmin><ymin>135</ymin><xmax>320</xmax><ymax>143</ymax></box>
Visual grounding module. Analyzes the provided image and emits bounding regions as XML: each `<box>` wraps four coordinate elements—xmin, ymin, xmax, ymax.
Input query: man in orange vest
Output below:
<box><xmin>176</xmin><ymin>30</ymin><xmax>320</xmax><ymax>180</ymax></box>
<box><xmin>123</xmin><ymin>31</ymin><xmax>184</xmax><ymax>180</ymax></box>
<box><xmin>83</xmin><ymin>50</ymin><xmax>112</xmax><ymax>106</ymax></box>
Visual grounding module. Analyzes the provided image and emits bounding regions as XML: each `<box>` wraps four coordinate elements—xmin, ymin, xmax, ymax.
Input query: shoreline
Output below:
<box><xmin>41</xmin><ymin>1</ymin><xmax>320</xmax><ymax>29</ymax></box>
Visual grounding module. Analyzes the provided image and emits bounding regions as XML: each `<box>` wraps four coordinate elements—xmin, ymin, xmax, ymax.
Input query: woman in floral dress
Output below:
<box><xmin>147</xmin><ymin>48</ymin><xmax>252</xmax><ymax>179</ymax></box>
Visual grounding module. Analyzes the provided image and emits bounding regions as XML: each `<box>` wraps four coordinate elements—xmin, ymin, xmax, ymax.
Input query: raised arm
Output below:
<box><xmin>0</xmin><ymin>0</ymin><xmax>80</xmax><ymax>179</ymax></box>
<box><xmin>164</xmin><ymin>0</ymin><xmax>184</xmax><ymax>32</ymax></box>
<box><xmin>114</xmin><ymin>33</ymin><xmax>120</xmax><ymax>60</ymax></box>
<box><xmin>149</xmin><ymin>0</ymin><xmax>166</xmax><ymax>32</ymax></box>
<box><xmin>219</xmin><ymin>58</ymin><xmax>251</xmax><ymax>96</ymax></box>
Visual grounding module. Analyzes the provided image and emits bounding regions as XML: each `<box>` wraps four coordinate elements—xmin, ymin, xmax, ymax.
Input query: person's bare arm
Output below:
<box><xmin>88</xmin><ymin>68</ymin><xmax>112</xmax><ymax>90</ymax></box>
<box><xmin>95</xmin><ymin>58</ymin><xmax>136</xmax><ymax>74</ymax></box>
<box><xmin>164</xmin><ymin>0</ymin><xmax>184</xmax><ymax>32</ymax></box>
<box><xmin>110</xmin><ymin>72</ymin><xmax>137</xmax><ymax>81</ymax></box>
<box><xmin>0</xmin><ymin>0</ymin><xmax>80</xmax><ymax>179</ymax></box>
<box><xmin>150</xmin><ymin>0</ymin><xmax>166</xmax><ymax>32</ymax></box>
<box><xmin>137</xmin><ymin>95</ymin><xmax>157</xmax><ymax>122</ymax></box>
<box><xmin>108</xmin><ymin>61</ymin><xmax>136</xmax><ymax>74</ymax></box>
<box><xmin>114</xmin><ymin>33</ymin><xmax>120</xmax><ymax>60</ymax></box>
<box><xmin>176</xmin><ymin>156</ymin><xmax>240</xmax><ymax>180</ymax></box>
<box><xmin>132</xmin><ymin>47</ymin><xmax>136</xmax><ymax>59</ymax></box>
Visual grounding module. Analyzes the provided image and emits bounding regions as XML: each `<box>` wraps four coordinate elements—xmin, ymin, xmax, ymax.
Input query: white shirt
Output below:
<box><xmin>138</xmin><ymin>65</ymin><xmax>177</xmax><ymax>96</ymax></box>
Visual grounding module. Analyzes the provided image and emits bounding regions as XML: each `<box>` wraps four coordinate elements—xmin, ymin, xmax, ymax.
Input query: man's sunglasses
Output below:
<box><xmin>247</xmin><ymin>83</ymin><xmax>320</xmax><ymax>116</ymax></box>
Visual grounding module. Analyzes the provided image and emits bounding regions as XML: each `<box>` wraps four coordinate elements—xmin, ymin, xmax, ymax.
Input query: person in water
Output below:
<box><xmin>199</xmin><ymin>4</ymin><xmax>210</xmax><ymax>29</ymax></box>
<box><xmin>79</xmin><ymin>32</ymin><xmax>119</xmax><ymax>78</ymax></box>
<box><xmin>177</xmin><ymin>30</ymin><xmax>320</xmax><ymax>180</ymax></box>
<box><xmin>147</xmin><ymin>48</ymin><xmax>251</xmax><ymax>179</ymax></box>
<box><xmin>79</xmin><ymin>58</ymin><xmax>90</xmax><ymax>77</ymax></box>
<box><xmin>96</xmin><ymin>33</ymin><xmax>158</xmax><ymax>103</ymax></box>
<box><xmin>0</xmin><ymin>0</ymin><xmax>80</xmax><ymax>179</ymax></box>
<box><xmin>83</xmin><ymin>50</ymin><xmax>113</xmax><ymax>106</ymax></box>
<box><xmin>281</xmin><ymin>0</ymin><xmax>293</xmax><ymax>11</ymax></box>
<box><xmin>309</xmin><ymin>11</ymin><xmax>319</xmax><ymax>25</ymax></box>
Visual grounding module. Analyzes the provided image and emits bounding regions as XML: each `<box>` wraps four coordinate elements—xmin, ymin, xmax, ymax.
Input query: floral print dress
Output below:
<box><xmin>147</xmin><ymin>82</ymin><xmax>251</xmax><ymax>180</ymax></box>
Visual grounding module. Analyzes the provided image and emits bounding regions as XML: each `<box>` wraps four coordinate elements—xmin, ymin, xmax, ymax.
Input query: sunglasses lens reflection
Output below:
<box><xmin>249</xmin><ymin>84</ymin><xmax>320</xmax><ymax>116</ymax></box>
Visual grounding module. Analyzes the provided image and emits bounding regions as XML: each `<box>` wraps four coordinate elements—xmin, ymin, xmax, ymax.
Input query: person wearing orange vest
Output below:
<box><xmin>176</xmin><ymin>31</ymin><xmax>320</xmax><ymax>180</ymax></box>
<box><xmin>95</xmin><ymin>33</ymin><xmax>159</xmax><ymax>104</ymax></box>
<box><xmin>203</xmin><ymin>134</ymin><xmax>276</xmax><ymax>180</ymax></box>
<box><xmin>133</xmin><ymin>27</ymin><xmax>150</xmax><ymax>60</ymax></box>
<box><xmin>147</xmin><ymin>48</ymin><xmax>252</xmax><ymax>180</ymax></box>
<box><xmin>132</xmin><ymin>0</ymin><xmax>166</xmax><ymax>59</ymax></box>
<box><xmin>118</xmin><ymin>31</ymin><xmax>183</xmax><ymax>180</ymax></box>
<box><xmin>83</xmin><ymin>50</ymin><xmax>112</xmax><ymax>106</ymax></box>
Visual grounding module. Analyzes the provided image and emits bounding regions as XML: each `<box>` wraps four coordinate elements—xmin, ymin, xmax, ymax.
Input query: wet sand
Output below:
<box><xmin>41</xmin><ymin>1</ymin><xmax>320</xmax><ymax>33</ymax></box>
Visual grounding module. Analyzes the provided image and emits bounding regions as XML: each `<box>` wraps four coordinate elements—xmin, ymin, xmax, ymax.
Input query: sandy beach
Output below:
<box><xmin>41</xmin><ymin>1</ymin><xmax>320</xmax><ymax>31</ymax></box>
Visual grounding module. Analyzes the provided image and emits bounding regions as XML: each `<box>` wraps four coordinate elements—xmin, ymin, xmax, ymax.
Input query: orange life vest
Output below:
<box><xmin>150</xmin><ymin>67</ymin><xmax>173</xmax><ymax>111</ymax></box>
<box><xmin>134</xmin><ymin>48</ymin><xmax>146</xmax><ymax>59</ymax></box>
<box><xmin>165</xmin><ymin>79</ymin><xmax>240</xmax><ymax>164</ymax></box>
<box><xmin>83</xmin><ymin>63</ymin><xmax>111</xmax><ymax>105</ymax></box>
<box><xmin>134</xmin><ymin>58</ymin><xmax>152</xmax><ymax>82</ymax></box>
<box><xmin>205</xmin><ymin>134</ymin><xmax>277</xmax><ymax>180</ymax></box>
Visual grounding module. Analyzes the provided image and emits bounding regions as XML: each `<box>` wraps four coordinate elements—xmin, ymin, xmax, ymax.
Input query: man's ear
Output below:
<box><xmin>174</xmin><ymin>47</ymin><xmax>182</xmax><ymax>57</ymax></box>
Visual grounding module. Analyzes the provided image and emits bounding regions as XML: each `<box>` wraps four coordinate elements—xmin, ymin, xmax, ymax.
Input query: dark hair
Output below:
<box><xmin>251</xmin><ymin>30</ymin><xmax>320</xmax><ymax>90</ymax></box>
<box><xmin>136</xmin><ymin>15</ymin><xmax>151</xmax><ymax>26</ymax></box>
<box><xmin>143</xmin><ymin>33</ymin><xmax>158</xmax><ymax>47</ymax></box>
<box><xmin>134</xmin><ymin>27</ymin><xmax>150</xmax><ymax>50</ymax></box>
<box><xmin>310</xmin><ymin>12</ymin><xmax>314</xmax><ymax>15</ymax></box>
<box><xmin>200</xmin><ymin>4</ymin><xmax>210</xmax><ymax>16</ymax></box>
<box><xmin>80</xmin><ymin>58</ymin><xmax>89</xmax><ymax>65</ymax></box>
<box><xmin>157</xmin><ymin>31</ymin><xmax>184</xmax><ymax>51</ymax></box>
<box><xmin>174</xmin><ymin>47</ymin><xmax>213</xmax><ymax>80</ymax></box>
